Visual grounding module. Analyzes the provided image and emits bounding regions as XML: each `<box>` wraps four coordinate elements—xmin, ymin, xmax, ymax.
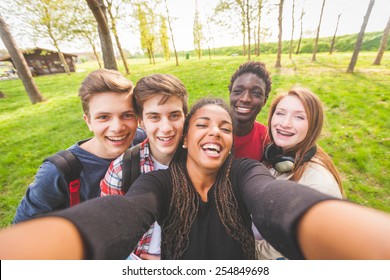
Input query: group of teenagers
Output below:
<box><xmin>1</xmin><ymin>61</ymin><xmax>390</xmax><ymax>260</ymax></box>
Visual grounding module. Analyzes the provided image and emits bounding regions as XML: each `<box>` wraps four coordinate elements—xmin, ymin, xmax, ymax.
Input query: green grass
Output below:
<box><xmin>0</xmin><ymin>51</ymin><xmax>389</xmax><ymax>227</ymax></box>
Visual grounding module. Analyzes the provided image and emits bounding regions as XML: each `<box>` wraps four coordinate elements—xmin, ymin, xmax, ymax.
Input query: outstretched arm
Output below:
<box><xmin>1</xmin><ymin>197</ymin><xmax>390</xmax><ymax>259</ymax></box>
<box><xmin>236</xmin><ymin>159</ymin><xmax>390</xmax><ymax>259</ymax></box>
<box><xmin>297</xmin><ymin>200</ymin><xmax>390</xmax><ymax>259</ymax></box>
<box><xmin>0</xmin><ymin>217</ymin><xmax>84</xmax><ymax>259</ymax></box>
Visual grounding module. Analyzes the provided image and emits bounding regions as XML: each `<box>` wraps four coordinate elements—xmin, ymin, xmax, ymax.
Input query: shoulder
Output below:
<box><xmin>232</xmin><ymin>158</ymin><xmax>274</xmax><ymax>183</ymax></box>
<box><xmin>253</xmin><ymin>121</ymin><xmax>267</xmax><ymax>132</ymax></box>
<box><xmin>128</xmin><ymin>169</ymin><xmax>172</xmax><ymax>200</ymax></box>
<box><xmin>299</xmin><ymin>160</ymin><xmax>342</xmax><ymax>198</ymax></box>
<box><xmin>134</xmin><ymin>169</ymin><xmax>171</xmax><ymax>184</ymax></box>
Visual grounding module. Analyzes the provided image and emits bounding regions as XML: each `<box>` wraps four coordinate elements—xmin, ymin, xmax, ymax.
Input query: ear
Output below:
<box><xmin>139</xmin><ymin>118</ymin><xmax>144</xmax><ymax>129</ymax></box>
<box><xmin>83</xmin><ymin>114</ymin><xmax>93</xmax><ymax>132</ymax></box>
<box><xmin>183</xmin><ymin>135</ymin><xmax>188</xmax><ymax>148</ymax></box>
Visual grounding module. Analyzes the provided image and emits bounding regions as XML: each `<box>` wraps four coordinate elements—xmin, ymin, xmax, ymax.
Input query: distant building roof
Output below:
<box><xmin>0</xmin><ymin>47</ymin><xmax>78</xmax><ymax>62</ymax></box>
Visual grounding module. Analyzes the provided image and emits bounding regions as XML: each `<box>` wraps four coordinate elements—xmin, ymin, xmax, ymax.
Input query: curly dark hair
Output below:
<box><xmin>161</xmin><ymin>98</ymin><xmax>255</xmax><ymax>259</ymax></box>
<box><xmin>228</xmin><ymin>61</ymin><xmax>272</xmax><ymax>103</ymax></box>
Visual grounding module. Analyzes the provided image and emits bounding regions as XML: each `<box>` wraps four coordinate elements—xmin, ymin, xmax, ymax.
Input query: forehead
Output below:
<box><xmin>88</xmin><ymin>91</ymin><xmax>133</xmax><ymax>112</ymax></box>
<box><xmin>142</xmin><ymin>95</ymin><xmax>184</xmax><ymax>113</ymax></box>
<box><xmin>191</xmin><ymin>104</ymin><xmax>232</xmax><ymax>123</ymax></box>
<box><xmin>276</xmin><ymin>95</ymin><xmax>305</xmax><ymax>111</ymax></box>
<box><xmin>232</xmin><ymin>73</ymin><xmax>266</xmax><ymax>88</ymax></box>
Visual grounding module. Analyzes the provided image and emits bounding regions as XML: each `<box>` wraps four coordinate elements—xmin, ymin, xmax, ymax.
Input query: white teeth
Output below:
<box><xmin>202</xmin><ymin>143</ymin><xmax>221</xmax><ymax>153</ymax></box>
<box><xmin>157</xmin><ymin>136</ymin><xmax>173</xmax><ymax>142</ymax></box>
<box><xmin>277</xmin><ymin>129</ymin><xmax>293</xmax><ymax>136</ymax></box>
<box><xmin>107</xmin><ymin>135</ymin><xmax>126</xmax><ymax>141</ymax></box>
<box><xmin>236</xmin><ymin>106</ymin><xmax>251</xmax><ymax>113</ymax></box>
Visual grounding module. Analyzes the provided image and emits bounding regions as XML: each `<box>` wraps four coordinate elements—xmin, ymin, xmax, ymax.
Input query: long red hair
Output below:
<box><xmin>267</xmin><ymin>87</ymin><xmax>346</xmax><ymax>198</ymax></box>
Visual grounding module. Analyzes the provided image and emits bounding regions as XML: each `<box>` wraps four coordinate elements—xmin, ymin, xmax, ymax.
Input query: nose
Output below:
<box><xmin>239</xmin><ymin>90</ymin><xmax>251</xmax><ymax>103</ymax></box>
<box><xmin>279</xmin><ymin>115</ymin><xmax>292</xmax><ymax>127</ymax></box>
<box><xmin>208</xmin><ymin>125</ymin><xmax>221</xmax><ymax>137</ymax></box>
<box><xmin>160</xmin><ymin>117</ymin><xmax>173</xmax><ymax>133</ymax></box>
<box><xmin>110</xmin><ymin>117</ymin><xmax>125</xmax><ymax>132</ymax></box>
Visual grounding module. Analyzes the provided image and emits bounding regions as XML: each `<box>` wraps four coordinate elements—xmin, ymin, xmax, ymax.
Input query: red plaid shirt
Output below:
<box><xmin>100</xmin><ymin>139</ymin><xmax>159</xmax><ymax>257</ymax></box>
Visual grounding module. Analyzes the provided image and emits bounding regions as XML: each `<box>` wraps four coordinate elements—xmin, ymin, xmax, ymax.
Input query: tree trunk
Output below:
<box><xmin>256</xmin><ymin>0</ymin><xmax>263</xmax><ymax>56</ymax></box>
<box><xmin>312</xmin><ymin>0</ymin><xmax>326</xmax><ymax>62</ymax></box>
<box><xmin>347</xmin><ymin>0</ymin><xmax>375</xmax><ymax>73</ymax></box>
<box><xmin>246</xmin><ymin>0</ymin><xmax>251</xmax><ymax>60</ymax></box>
<box><xmin>106</xmin><ymin>1</ymin><xmax>130</xmax><ymax>74</ymax></box>
<box><xmin>289</xmin><ymin>0</ymin><xmax>295</xmax><ymax>59</ymax></box>
<box><xmin>87</xmin><ymin>36</ymin><xmax>102</xmax><ymax>68</ymax></box>
<box><xmin>51</xmin><ymin>40</ymin><xmax>71</xmax><ymax>75</ymax></box>
<box><xmin>275</xmin><ymin>0</ymin><xmax>284</xmax><ymax>68</ymax></box>
<box><xmin>373</xmin><ymin>16</ymin><xmax>390</xmax><ymax>65</ymax></box>
<box><xmin>164</xmin><ymin>0</ymin><xmax>179</xmax><ymax>66</ymax></box>
<box><xmin>295</xmin><ymin>6</ymin><xmax>304</xmax><ymax>54</ymax></box>
<box><xmin>240</xmin><ymin>2</ymin><xmax>246</xmax><ymax>57</ymax></box>
<box><xmin>85</xmin><ymin>0</ymin><xmax>117</xmax><ymax>70</ymax></box>
<box><xmin>329</xmin><ymin>14</ymin><xmax>341</xmax><ymax>55</ymax></box>
<box><xmin>0</xmin><ymin>14</ymin><xmax>45</xmax><ymax>104</ymax></box>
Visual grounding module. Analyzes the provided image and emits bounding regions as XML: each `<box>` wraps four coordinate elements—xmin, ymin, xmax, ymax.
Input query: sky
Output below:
<box><xmin>163</xmin><ymin>0</ymin><xmax>389</xmax><ymax>51</ymax></box>
<box><xmin>0</xmin><ymin>0</ymin><xmax>389</xmax><ymax>54</ymax></box>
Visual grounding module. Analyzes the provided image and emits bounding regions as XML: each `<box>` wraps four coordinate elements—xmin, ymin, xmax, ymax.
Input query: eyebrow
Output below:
<box><xmin>144</xmin><ymin>110</ymin><xmax>183</xmax><ymax>115</ymax></box>
<box><xmin>94</xmin><ymin>109</ymin><xmax>135</xmax><ymax>115</ymax></box>
<box><xmin>276</xmin><ymin>108</ymin><xmax>306</xmax><ymax>114</ymax></box>
<box><xmin>195</xmin><ymin>116</ymin><xmax>232</xmax><ymax>125</ymax></box>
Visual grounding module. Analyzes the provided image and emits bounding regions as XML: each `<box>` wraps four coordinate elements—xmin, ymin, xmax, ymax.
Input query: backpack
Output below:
<box><xmin>43</xmin><ymin>143</ymin><xmax>141</xmax><ymax>207</ymax></box>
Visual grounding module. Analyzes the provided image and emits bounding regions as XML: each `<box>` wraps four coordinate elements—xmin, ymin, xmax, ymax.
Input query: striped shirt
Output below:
<box><xmin>100</xmin><ymin>139</ymin><xmax>160</xmax><ymax>257</ymax></box>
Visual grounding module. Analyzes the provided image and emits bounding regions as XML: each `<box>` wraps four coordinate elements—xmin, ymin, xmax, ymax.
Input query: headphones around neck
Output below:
<box><xmin>264</xmin><ymin>143</ymin><xmax>317</xmax><ymax>173</ymax></box>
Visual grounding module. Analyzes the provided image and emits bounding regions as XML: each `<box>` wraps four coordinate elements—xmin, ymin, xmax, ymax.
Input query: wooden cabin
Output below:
<box><xmin>0</xmin><ymin>47</ymin><xmax>78</xmax><ymax>76</ymax></box>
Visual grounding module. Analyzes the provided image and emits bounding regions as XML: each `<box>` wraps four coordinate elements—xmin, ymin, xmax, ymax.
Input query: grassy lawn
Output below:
<box><xmin>0</xmin><ymin>51</ymin><xmax>389</xmax><ymax>227</ymax></box>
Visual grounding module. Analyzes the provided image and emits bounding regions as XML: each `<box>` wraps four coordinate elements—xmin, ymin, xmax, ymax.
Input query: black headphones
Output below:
<box><xmin>264</xmin><ymin>143</ymin><xmax>317</xmax><ymax>173</ymax></box>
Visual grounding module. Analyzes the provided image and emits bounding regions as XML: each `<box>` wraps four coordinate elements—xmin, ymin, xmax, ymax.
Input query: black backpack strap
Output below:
<box><xmin>43</xmin><ymin>150</ymin><xmax>83</xmax><ymax>207</ymax></box>
<box><xmin>122</xmin><ymin>143</ymin><xmax>141</xmax><ymax>193</ymax></box>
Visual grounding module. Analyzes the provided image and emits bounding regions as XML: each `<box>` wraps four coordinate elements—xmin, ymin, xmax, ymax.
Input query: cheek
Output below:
<box><xmin>128</xmin><ymin>119</ymin><xmax>138</xmax><ymax>128</ymax></box>
<box><xmin>270</xmin><ymin>116</ymin><xmax>278</xmax><ymax>127</ymax></box>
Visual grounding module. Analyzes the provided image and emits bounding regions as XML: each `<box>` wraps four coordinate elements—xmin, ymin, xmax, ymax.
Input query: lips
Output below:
<box><xmin>235</xmin><ymin>106</ymin><xmax>253</xmax><ymax>113</ymax></box>
<box><xmin>201</xmin><ymin>143</ymin><xmax>222</xmax><ymax>155</ymax></box>
<box><xmin>106</xmin><ymin>135</ymin><xmax>128</xmax><ymax>142</ymax></box>
<box><xmin>157</xmin><ymin>136</ymin><xmax>174</xmax><ymax>142</ymax></box>
<box><xmin>276</xmin><ymin>129</ymin><xmax>294</xmax><ymax>136</ymax></box>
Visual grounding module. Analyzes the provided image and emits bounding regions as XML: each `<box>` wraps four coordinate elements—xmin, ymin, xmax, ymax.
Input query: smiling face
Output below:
<box><xmin>183</xmin><ymin>104</ymin><xmax>233</xmax><ymax>174</ymax></box>
<box><xmin>270</xmin><ymin>95</ymin><xmax>309</xmax><ymax>152</ymax></box>
<box><xmin>140</xmin><ymin>94</ymin><xmax>185</xmax><ymax>165</ymax></box>
<box><xmin>230</xmin><ymin>73</ymin><xmax>267</xmax><ymax>127</ymax></box>
<box><xmin>84</xmin><ymin>91</ymin><xmax>138</xmax><ymax>159</ymax></box>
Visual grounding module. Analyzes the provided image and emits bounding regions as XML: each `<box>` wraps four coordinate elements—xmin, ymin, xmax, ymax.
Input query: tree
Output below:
<box><xmin>163</xmin><ymin>0</ymin><xmax>179</xmax><ymax>66</ymax></box>
<box><xmin>85</xmin><ymin>0</ymin><xmax>118</xmax><ymax>70</ymax></box>
<box><xmin>13</xmin><ymin>0</ymin><xmax>79</xmax><ymax>74</ymax></box>
<box><xmin>288</xmin><ymin>0</ymin><xmax>295</xmax><ymax>59</ymax></box>
<box><xmin>295</xmin><ymin>4</ymin><xmax>305</xmax><ymax>54</ymax></box>
<box><xmin>105</xmin><ymin>0</ymin><xmax>130</xmax><ymax>74</ymax></box>
<box><xmin>0</xmin><ymin>13</ymin><xmax>45</xmax><ymax>104</ymax></box>
<box><xmin>193</xmin><ymin>0</ymin><xmax>204</xmax><ymax>59</ymax></box>
<box><xmin>255</xmin><ymin>0</ymin><xmax>263</xmax><ymax>56</ymax></box>
<box><xmin>73</xmin><ymin>3</ymin><xmax>103</xmax><ymax>68</ymax></box>
<box><xmin>245</xmin><ymin>0</ymin><xmax>251</xmax><ymax>60</ymax></box>
<box><xmin>312</xmin><ymin>0</ymin><xmax>326</xmax><ymax>62</ymax></box>
<box><xmin>135</xmin><ymin>2</ymin><xmax>156</xmax><ymax>64</ymax></box>
<box><xmin>215</xmin><ymin>0</ymin><xmax>252</xmax><ymax>57</ymax></box>
<box><xmin>160</xmin><ymin>16</ymin><xmax>170</xmax><ymax>61</ymax></box>
<box><xmin>373</xmin><ymin>16</ymin><xmax>390</xmax><ymax>65</ymax></box>
<box><xmin>347</xmin><ymin>0</ymin><xmax>375</xmax><ymax>73</ymax></box>
<box><xmin>275</xmin><ymin>0</ymin><xmax>284</xmax><ymax>68</ymax></box>
<box><xmin>329</xmin><ymin>13</ymin><xmax>341</xmax><ymax>55</ymax></box>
